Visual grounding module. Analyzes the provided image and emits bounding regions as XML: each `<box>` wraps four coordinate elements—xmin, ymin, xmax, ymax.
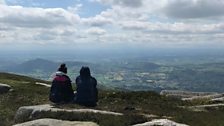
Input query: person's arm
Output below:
<box><xmin>67</xmin><ymin>76</ymin><xmax>73</xmax><ymax>91</ymax></box>
<box><xmin>92</xmin><ymin>77</ymin><xmax>98</xmax><ymax>102</ymax></box>
<box><xmin>92</xmin><ymin>77</ymin><xmax>97</xmax><ymax>87</ymax></box>
<box><xmin>75</xmin><ymin>76</ymin><xmax>80</xmax><ymax>90</ymax></box>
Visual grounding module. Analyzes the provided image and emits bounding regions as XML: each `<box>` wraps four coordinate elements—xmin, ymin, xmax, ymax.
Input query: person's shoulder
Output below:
<box><xmin>91</xmin><ymin>76</ymin><xmax>97</xmax><ymax>82</ymax></box>
<box><xmin>53</xmin><ymin>75</ymin><xmax>70</xmax><ymax>82</ymax></box>
<box><xmin>76</xmin><ymin>75</ymin><xmax>81</xmax><ymax>79</ymax></box>
<box><xmin>63</xmin><ymin>75</ymin><xmax>71</xmax><ymax>81</ymax></box>
<box><xmin>76</xmin><ymin>76</ymin><xmax>81</xmax><ymax>80</ymax></box>
<box><xmin>63</xmin><ymin>74</ymin><xmax>69</xmax><ymax>78</ymax></box>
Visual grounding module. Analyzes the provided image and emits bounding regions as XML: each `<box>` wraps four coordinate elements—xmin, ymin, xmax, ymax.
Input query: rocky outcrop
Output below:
<box><xmin>160</xmin><ymin>90</ymin><xmax>217</xmax><ymax>99</ymax></box>
<box><xmin>13</xmin><ymin>118</ymin><xmax>99</xmax><ymax>126</ymax></box>
<box><xmin>133</xmin><ymin>119</ymin><xmax>189</xmax><ymax>126</ymax></box>
<box><xmin>211</xmin><ymin>97</ymin><xmax>224</xmax><ymax>103</ymax></box>
<box><xmin>14</xmin><ymin>104</ymin><xmax>123</xmax><ymax>123</ymax></box>
<box><xmin>163</xmin><ymin>90</ymin><xmax>224</xmax><ymax>112</ymax></box>
<box><xmin>187</xmin><ymin>103</ymin><xmax>224</xmax><ymax>112</ymax></box>
<box><xmin>182</xmin><ymin>94</ymin><xmax>224</xmax><ymax>101</ymax></box>
<box><xmin>0</xmin><ymin>83</ymin><xmax>12</xmax><ymax>94</ymax></box>
<box><xmin>160</xmin><ymin>90</ymin><xmax>224</xmax><ymax>102</ymax></box>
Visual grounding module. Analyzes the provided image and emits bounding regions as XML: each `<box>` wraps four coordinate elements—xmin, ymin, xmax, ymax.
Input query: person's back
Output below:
<box><xmin>75</xmin><ymin>67</ymin><xmax>98</xmax><ymax>107</ymax></box>
<box><xmin>50</xmin><ymin>64</ymin><xmax>74</xmax><ymax>103</ymax></box>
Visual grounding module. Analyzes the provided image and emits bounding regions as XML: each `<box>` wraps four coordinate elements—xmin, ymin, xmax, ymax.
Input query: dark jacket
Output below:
<box><xmin>75</xmin><ymin>67</ymin><xmax>98</xmax><ymax>106</ymax></box>
<box><xmin>49</xmin><ymin>71</ymin><xmax>74</xmax><ymax>103</ymax></box>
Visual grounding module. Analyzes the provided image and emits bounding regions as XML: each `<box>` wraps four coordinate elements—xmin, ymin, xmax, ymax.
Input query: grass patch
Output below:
<box><xmin>0</xmin><ymin>72</ymin><xmax>224</xmax><ymax>126</ymax></box>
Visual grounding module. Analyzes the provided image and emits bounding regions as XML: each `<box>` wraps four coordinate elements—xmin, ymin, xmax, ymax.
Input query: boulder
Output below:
<box><xmin>13</xmin><ymin>118</ymin><xmax>99</xmax><ymax>126</ymax></box>
<box><xmin>0</xmin><ymin>83</ymin><xmax>12</xmax><ymax>94</ymax></box>
<box><xmin>14</xmin><ymin>104</ymin><xmax>123</xmax><ymax>123</ymax></box>
<box><xmin>35</xmin><ymin>82</ymin><xmax>51</xmax><ymax>87</ymax></box>
<box><xmin>133</xmin><ymin>119</ymin><xmax>189</xmax><ymax>126</ymax></box>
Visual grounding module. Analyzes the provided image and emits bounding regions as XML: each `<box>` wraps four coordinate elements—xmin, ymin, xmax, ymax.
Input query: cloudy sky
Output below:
<box><xmin>1</xmin><ymin>0</ymin><xmax>224</xmax><ymax>50</ymax></box>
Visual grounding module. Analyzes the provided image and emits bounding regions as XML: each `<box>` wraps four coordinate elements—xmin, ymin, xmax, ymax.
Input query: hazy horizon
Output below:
<box><xmin>1</xmin><ymin>46</ymin><xmax>224</xmax><ymax>63</ymax></box>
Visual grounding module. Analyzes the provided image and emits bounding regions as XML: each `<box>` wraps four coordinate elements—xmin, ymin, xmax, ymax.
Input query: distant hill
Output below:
<box><xmin>4</xmin><ymin>58</ymin><xmax>58</xmax><ymax>73</ymax></box>
<box><xmin>1</xmin><ymin>58</ymin><xmax>93</xmax><ymax>73</ymax></box>
<box><xmin>0</xmin><ymin>58</ymin><xmax>97</xmax><ymax>80</ymax></box>
<box><xmin>0</xmin><ymin>58</ymin><xmax>160</xmax><ymax>74</ymax></box>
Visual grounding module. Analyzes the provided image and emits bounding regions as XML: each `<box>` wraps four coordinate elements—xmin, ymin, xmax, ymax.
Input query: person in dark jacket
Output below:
<box><xmin>49</xmin><ymin>64</ymin><xmax>74</xmax><ymax>104</ymax></box>
<box><xmin>75</xmin><ymin>66</ymin><xmax>98</xmax><ymax>107</ymax></box>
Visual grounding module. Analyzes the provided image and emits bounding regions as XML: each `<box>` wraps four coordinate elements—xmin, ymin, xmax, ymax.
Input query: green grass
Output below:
<box><xmin>0</xmin><ymin>72</ymin><xmax>224</xmax><ymax>126</ymax></box>
<box><xmin>0</xmin><ymin>73</ymin><xmax>50</xmax><ymax>125</ymax></box>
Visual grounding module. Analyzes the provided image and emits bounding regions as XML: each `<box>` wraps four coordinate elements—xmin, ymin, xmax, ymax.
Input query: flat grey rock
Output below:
<box><xmin>13</xmin><ymin>118</ymin><xmax>99</xmax><ymax>126</ymax></box>
<box><xmin>133</xmin><ymin>119</ymin><xmax>189</xmax><ymax>126</ymax></box>
<box><xmin>160</xmin><ymin>90</ymin><xmax>218</xmax><ymax>99</ymax></box>
<box><xmin>0</xmin><ymin>83</ymin><xmax>12</xmax><ymax>94</ymax></box>
<box><xmin>188</xmin><ymin>103</ymin><xmax>224</xmax><ymax>112</ymax></box>
<box><xmin>14</xmin><ymin>104</ymin><xmax>123</xmax><ymax>123</ymax></box>
<box><xmin>211</xmin><ymin>97</ymin><xmax>224</xmax><ymax>103</ymax></box>
<box><xmin>160</xmin><ymin>90</ymin><xmax>224</xmax><ymax>103</ymax></box>
<box><xmin>182</xmin><ymin>94</ymin><xmax>224</xmax><ymax>101</ymax></box>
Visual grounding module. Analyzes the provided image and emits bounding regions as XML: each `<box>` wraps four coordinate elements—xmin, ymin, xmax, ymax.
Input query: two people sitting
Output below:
<box><xmin>49</xmin><ymin>64</ymin><xmax>98</xmax><ymax>107</ymax></box>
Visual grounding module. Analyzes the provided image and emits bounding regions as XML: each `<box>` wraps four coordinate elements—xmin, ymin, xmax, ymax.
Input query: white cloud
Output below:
<box><xmin>0</xmin><ymin>5</ymin><xmax>80</xmax><ymax>28</ymax></box>
<box><xmin>0</xmin><ymin>0</ymin><xmax>5</xmax><ymax>4</ymax></box>
<box><xmin>67</xmin><ymin>4</ymin><xmax>83</xmax><ymax>13</ymax></box>
<box><xmin>86</xmin><ymin>27</ymin><xmax>106</xmax><ymax>35</ymax></box>
<box><xmin>0</xmin><ymin>4</ymin><xmax>81</xmax><ymax>45</ymax></box>
<box><xmin>120</xmin><ymin>21</ymin><xmax>224</xmax><ymax>34</ymax></box>
<box><xmin>82</xmin><ymin>0</ymin><xmax>224</xmax><ymax>47</ymax></box>
<box><xmin>93</xmin><ymin>0</ymin><xmax>143</xmax><ymax>8</ymax></box>
<box><xmin>94</xmin><ymin>0</ymin><xmax>224</xmax><ymax>19</ymax></box>
<box><xmin>1</xmin><ymin>0</ymin><xmax>224</xmax><ymax>48</ymax></box>
<box><xmin>163</xmin><ymin>0</ymin><xmax>224</xmax><ymax>19</ymax></box>
<box><xmin>33</xmin><ymin>27</ymin><xmax>77</xmax><ymax>41</ymax></box>
<box><xmin>81</xmin><ymin>15</ymin><xmax>113</xmax><ymax>26</ymax></box>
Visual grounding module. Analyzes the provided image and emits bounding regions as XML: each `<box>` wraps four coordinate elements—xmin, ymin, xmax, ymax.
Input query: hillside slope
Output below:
<box><xmin>0</xmin><ymin>72</ymin><xmax>224</xmax><ymax>126</ymax></box>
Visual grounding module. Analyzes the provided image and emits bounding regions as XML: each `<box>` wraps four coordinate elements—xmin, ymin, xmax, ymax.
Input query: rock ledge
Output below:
<box><xmin>15</xmin><ymin>104</ymin><xmax>123</xmax><ymax>123</ymax></box>
<box><xmin>13</xmin><ymin>118</ymin><xmax>99</xmax><ymax>126</ymax></box>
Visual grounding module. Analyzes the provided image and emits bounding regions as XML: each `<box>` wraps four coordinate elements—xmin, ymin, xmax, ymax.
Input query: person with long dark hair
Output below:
<box><xmin>75</xmin><ymin>66</ymin><xmax>98</xmax><ymax>107</ymax></box>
